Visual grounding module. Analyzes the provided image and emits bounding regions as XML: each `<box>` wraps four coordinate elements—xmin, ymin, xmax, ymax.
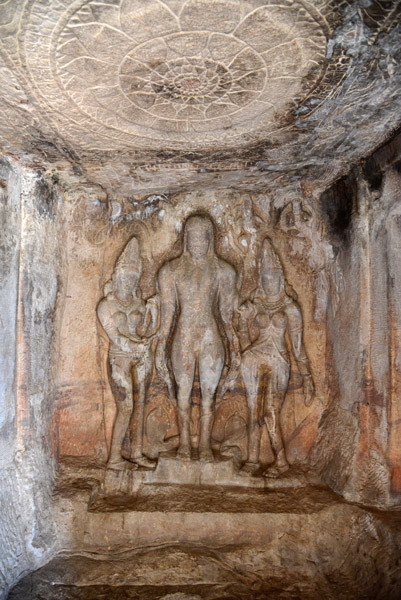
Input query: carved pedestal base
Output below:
<box><xmin>88</xmin><ymin>455</ymin><xmax>331</xmax><ymax>512</ymax></box>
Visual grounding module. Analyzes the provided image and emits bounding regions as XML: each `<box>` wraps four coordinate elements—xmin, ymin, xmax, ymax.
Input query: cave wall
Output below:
<box><xmin>0</xmin><ymin>1</ymin><xmax>401</xmax><ymax>597</ymax></box>
<box><xmin>2</xmin><ymin>131</ymin><xmax>401</xmax><ymax>598</ymax></box>
<box><xmin>0</xmin><ymin>159</ymin><xmax>60</xmax><ymax>598</ymax></box>
<box><xmin>312</xmin><ymin>140</ymin><xmax>401</xmax><ymax>507</ymax></box>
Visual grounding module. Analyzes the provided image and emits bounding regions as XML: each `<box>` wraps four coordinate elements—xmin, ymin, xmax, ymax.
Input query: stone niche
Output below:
<box><xmin>1</xmin><ymin>0</ymin><xmax>401</xmax><ymax>599</ymax></box>
<box><xmin>4</xmin><ymin>146</ymin><xmax>401</xmax><ymax>599</ymax></box>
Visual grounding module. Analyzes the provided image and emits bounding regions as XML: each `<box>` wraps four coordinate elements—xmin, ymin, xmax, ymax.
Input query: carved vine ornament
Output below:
<box><xmin>97</xmin><ymin>214</ymin><xmax>314</xmax><ymax>479</ymax></box>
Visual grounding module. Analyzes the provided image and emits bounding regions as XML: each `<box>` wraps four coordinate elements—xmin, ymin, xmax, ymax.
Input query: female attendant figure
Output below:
<box><xmin>238</xmin><ymin>238</ymin><xmax>314</xmax><ymax>478</ymax></box>
<box><xmin>97</xmin><ymin>237</ymin><xmax>158</xmax><ymax>470</ymax></box>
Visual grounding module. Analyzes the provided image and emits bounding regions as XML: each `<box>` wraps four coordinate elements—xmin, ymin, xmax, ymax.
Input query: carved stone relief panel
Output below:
<box><xmin>87</xmin><ymin>191</ymin><xmax>325</xmax><ymax>502</ymax></box>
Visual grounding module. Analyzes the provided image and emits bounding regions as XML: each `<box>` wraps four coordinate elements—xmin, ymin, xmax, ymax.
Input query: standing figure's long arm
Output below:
<box><xmin>286</xmin><ymin>303</ymin><xmax>309</xmax><ymax>371</ymax></box>
<box><xmin>155</xmin><ymin>264</ymin><xmax>177</xmax><ymax>399</ymax></box>
<box><xmin>157</xmin><ymin>264</ymin><xmax>177</xmax><ymax>342</ymax></box>
<box><xmin>236</xmin><ymin>300</ymin><xmax>259</xmax><ymax>351</ymax></box>
<box><xmin>218</xmin><ymin>265</ymin><xmax>241</xmax><ymax>393</ymax></box>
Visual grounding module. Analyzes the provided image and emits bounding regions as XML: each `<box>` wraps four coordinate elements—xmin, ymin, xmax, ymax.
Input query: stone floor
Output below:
<box><xmin>8</xmin><ymin>459</ymin><xmax>401</xmax><ymax>599</ymax></box>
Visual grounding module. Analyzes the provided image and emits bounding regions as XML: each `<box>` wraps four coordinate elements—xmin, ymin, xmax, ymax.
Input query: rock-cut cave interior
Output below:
<box><xmin>1</xmin><ymin>1</ymin><xmax>401</xmax><ymax>599</ymax></box>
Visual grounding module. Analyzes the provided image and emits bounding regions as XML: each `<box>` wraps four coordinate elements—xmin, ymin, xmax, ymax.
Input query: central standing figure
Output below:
<box><xmin>155</xmin><ymin>214</ymin><xmax>240</xmax><ymax>462</ymax></box>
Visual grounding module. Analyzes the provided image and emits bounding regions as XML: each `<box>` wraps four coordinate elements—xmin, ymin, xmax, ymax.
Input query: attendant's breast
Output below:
<box><xmin>126</xmin><ymin>308</ymin><xmax>145</xmax><ymax>336</ymax></box>
<box><xmin>256</xmin><ymin>310</ymin><xmax>287</xmax><ymax>332</ymax></box>
<box><xmin>113</xmin><ymin>310</ymin><xmax>127</xmax><ymax>333</ymax></box>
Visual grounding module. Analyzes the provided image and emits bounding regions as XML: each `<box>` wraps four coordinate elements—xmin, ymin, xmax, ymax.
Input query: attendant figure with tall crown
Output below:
<box><xmin>237</xmin><ymin>238</ymin><xmax>314</xmax><ymax>478</ymax></box>
<box><xmin>97</xmin><ymin>237</ymin><xmax>159</xmax><ymax>470</ymax></box>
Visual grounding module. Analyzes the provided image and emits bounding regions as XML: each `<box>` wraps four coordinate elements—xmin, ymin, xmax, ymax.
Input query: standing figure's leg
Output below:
<box><xmin>130</xmin><ymin>350</ymin><xmax>156</xmax><ymax>469</ymax></box>
<box><xmin>241</xmin><ymin>351</ymin><xmax>264</xmax><ymax>474</ymax></box>
<box><xmin>198</xmin><ymin>334</ymin><xmax>225</xmax><ymax>462</ymax></box>
<box><xmin>171</xmin><ymin>338</ymin><xmax>196</xmax><ymax>459</ymax></box>
<box><xmin>107</xmin><ymin>355</ymin><xmax>133</xmax><ymax>469</ymax></box>
<box><xmin>263</xmin><ymin>360</ymin><xmax>290</xmax><ymax>478</ymax></box>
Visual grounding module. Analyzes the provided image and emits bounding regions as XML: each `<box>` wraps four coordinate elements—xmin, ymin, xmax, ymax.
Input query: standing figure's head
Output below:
<box><xmin>259</xmin><ymin>238</ymin><xmax>286</xmax><ymax>298</ymax></box>
<box><xmin>111</xmin><ymin>236</ymin><xmax>142</xmax><ymax>301</ymax></box>
<box><xmin>183</xmin><ymin>214</ymin><xmax>215</xmax><ymax>260</ymax></box>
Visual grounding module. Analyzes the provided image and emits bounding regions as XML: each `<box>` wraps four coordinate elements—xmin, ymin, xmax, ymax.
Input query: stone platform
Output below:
<box><xmin>88</xmin><ymin>455</ymin><xmax>333</xmax><ymax>513</ymax></box>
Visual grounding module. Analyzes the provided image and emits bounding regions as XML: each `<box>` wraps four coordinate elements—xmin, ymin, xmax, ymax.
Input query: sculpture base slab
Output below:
<box><xmin>88</xmin><ymin>455</ymin><xmax>334</xmax><ymax>512</ymax></box>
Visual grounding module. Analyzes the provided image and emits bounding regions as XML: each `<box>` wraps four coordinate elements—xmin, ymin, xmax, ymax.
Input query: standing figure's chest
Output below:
<box><xmin>177</xmin><ymin>262</ymin><xmax>218</xmax><ymax>301</ymax></box>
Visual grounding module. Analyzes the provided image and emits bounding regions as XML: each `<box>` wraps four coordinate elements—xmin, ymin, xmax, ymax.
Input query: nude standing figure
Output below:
<box><xmin>237</xmin><ymin>238</ymin><xmax>314</xmax><ymax>478</ymax></box>
<box><xmin>155</xmin><ymin>214</ymin><xmax>241</xmax><ymax>462</ymax></box>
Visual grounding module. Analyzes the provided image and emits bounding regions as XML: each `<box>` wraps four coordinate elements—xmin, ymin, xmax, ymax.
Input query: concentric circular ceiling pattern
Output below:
<box><xmin>22</xmin><ymin>0</ymin><xmax>328</xmax><ymax>151</ymax></box>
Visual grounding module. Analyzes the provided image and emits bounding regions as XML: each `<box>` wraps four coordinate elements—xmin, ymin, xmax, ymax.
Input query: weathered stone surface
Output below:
<box><xmin>54</xmin><ymin>190</ymin><xmax>324</xmax><ymax>476</ymax></box>
<box><xmin>0</xmin><ymin>2</ymin><xmax>400</xmax><ymax>195</ymax></box>
<box><xmin>1</xmin><ymin>2</ymin><xmax>401</xmax><ymax>599</ymax></box>
<box><xmin>8</xmin><ymin>499</ymin><xmax>401</xmax><ymax>599</ymax></box>
<box><xmin>2</xmin><ymin>131</ymin><xmax>401</xmax><ymax>600</ymax></box>
<box><xmin>0</xmin><ymin>159</ymin><xmax>60</xmax><ymax>598</ymax></box>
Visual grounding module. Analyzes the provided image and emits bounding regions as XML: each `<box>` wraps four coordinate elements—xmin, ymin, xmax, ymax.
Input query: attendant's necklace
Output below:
<box><xmin>115</xmin><ymin>293</ymin><xmax>133</xmax><ymax>309</ymax></box>
<box><xmin>261</xmin><ymin>291</ymin><xmax>286</xmax><ymax>313</ymax></box>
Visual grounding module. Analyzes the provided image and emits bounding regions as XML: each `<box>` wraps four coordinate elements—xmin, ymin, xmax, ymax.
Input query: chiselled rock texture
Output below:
<box><xmin>1</xmin><ymin>1</ymin><xmax>401</xmax><ymax>599</ymax></box>
<box><xmin>7</xmin><ymin>494</ymin><xmax>401</xmax><ymax>599</ymax></box>
<box><xmin>29</xmin><ymin>0</ymin><xmax>327</xmax><ymax>150</ymax></box>
<box><xmin>0</xmin><ymin>158</ymin><xmax>59</xmax><ymax>597</ymax></box>
<box><xmin>0</xmin><ymin>1</ymin><xmax>400</xmax><ymax>194</ymax></box>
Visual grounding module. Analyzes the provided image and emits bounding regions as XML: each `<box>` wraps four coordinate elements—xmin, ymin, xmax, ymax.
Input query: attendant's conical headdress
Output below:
<box><xmin>104</xmin><ymin>236</ymin><xmax>142</xmax><ymax>296</ymax></box>
<box><xmin>115</xmin><ymin>236</ymin><xmax>142</xmax><ymax>274</ymax></box>
<box><xmin>260</xmin><ymin>238</ymin><xmax>283</xmax><ymax>273</ymax></box>
<box><xmin>256</xmin><ymin>237</ymin><xmax>297</xmax><ymax>301</ymax></box>
<box><xmin>255</xmin><ymin>237</ymin><xmax>285</xmax><ymax>297</ymax></box>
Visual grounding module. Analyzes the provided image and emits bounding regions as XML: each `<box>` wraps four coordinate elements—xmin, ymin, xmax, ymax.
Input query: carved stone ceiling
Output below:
<box><xmin>0</xmin><ymin>0</ymin><xmax>400</xmax><ymax>195</ymax></box>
